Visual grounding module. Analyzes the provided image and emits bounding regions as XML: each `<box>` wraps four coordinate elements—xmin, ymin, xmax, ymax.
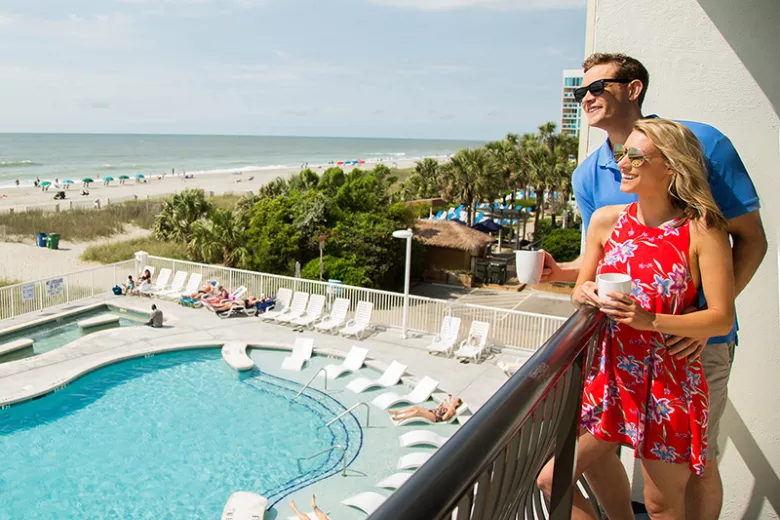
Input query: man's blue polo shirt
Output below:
<box><xmin>572</xmin><ymin>119</ymin><xmax>761</xmax><ymax>344</ymax></box>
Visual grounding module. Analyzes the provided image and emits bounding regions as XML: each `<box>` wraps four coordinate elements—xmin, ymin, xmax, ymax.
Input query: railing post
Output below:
<box><xmin>10</xmin><ymin>287</ymin><xmax>14</xmax><ymax>318</ymax></box>
<box><xmin>91</xmin><ymin>270</ymin><xmax>95</xmax><ymax>297</ymax></box>
<box><xmin>549</xmin><ymin>347</ymin><xmax>587</xmax><ymax>520</ymax></box>
<box><xmin>65</xmin><ymin>276</ymin><xmax>70</xmax><ymax>303</ymax></box>
<box><xmin>39</xmin><ymin>282</ymin><xmax>44</xmax><ymax>311</ymax></box>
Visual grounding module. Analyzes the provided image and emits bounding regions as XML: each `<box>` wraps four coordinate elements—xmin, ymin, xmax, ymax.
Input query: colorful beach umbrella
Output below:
<box><xmin>135</xmin><ymin>174</ymin><xmax>145</xmax><ymax>179</ymax></box>
<box><xmin>118</xmin><ymin>175</ymin><xmax>129</xmax><ymax>180</ymax></box>
<box><xmin>63</xmin><ymin>179</ymin><xmax>74</xmax><ymax>184</ymax></box>
<box><xmin>41</xmin><ymin>181</ymin><xmax>51</xmax><ymax>187</ymax></box>
<box><xmin>82</xmin><ymin>178</ymin><xmax>94</xmax><ymax>184</ymax></box>
<box><xmin>103</xmin><ymin>176</ymin><xmax>114</xmax><ymax>182</ymax></box>
<box><xmin>336</xmin><ymin>161</ymin><xmax>344</xmax><ymax>165</ymax></box>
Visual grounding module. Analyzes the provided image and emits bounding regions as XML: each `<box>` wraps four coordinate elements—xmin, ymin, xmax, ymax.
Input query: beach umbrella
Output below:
<box><xmin>358</xmin><ymin>160</ymin><xmax>365</xmax><ymax>164</ymax></box>
<box><xmin>336</xmin><ymin>161</ymin><xmax>344</xmax><ymax>165</ymax></box>
<box><xmin>41</xmin><ymin>181</ymin><xmax>51</xmax><ymax>187</ymax></box>
<box><xmin>63</xmin><ymin>179</ymin><xmax>74</xmax><ymax>184</ymax></box>
<box><xmin>135</xmin><ymin>174</ymin><xmax>145</xmax><ymax>179</ymax></box>
<box><xmin>82</xmin><ymin>178</ymin><xmax>94</xmax><ymax>184</ymax></box>
<box><xmin>118</xmin><ymin>175</ymin><xmax>129</xmax><ymax>180</ymax></box>
<box><xmin>104</xmin><ymin>176</ymin><xmax>114</xmax><ymax>182</ymax></box>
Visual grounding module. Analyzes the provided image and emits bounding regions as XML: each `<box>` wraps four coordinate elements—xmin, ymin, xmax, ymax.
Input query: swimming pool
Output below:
<box><xmin>0</xmin><ymin>349</ymin><xmax>362</xmax><ymax>518</ymax></box>
<box><xmin>0</xmin><ymin>306</ymin><xmax>147</xmax><ymax>363</ymax></box>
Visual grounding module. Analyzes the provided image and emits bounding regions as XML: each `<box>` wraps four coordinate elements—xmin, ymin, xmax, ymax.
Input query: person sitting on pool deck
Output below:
<box><xmin>122</xmin><ymin>275</ymin><xmax>136</xmax><ymax>296</ymax></box>
<box><xmin>389</xmin><ymin>395</ymin><xmax>463</xmax><ymax>423</ymax></box>
<box><xmin>146</xmin><ymin>304</ymin><xmax>163</xmax><ymax>328</ymax></box>
<box><xmin>290</xmin><ymin>494</ymin><xmax>330</xmax><ymax>520</ymax></box>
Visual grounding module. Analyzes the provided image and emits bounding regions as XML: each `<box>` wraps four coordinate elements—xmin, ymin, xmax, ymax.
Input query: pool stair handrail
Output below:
<box><xmin>303</xmin><ymin>444</ymin><xmax>347</xmax><ymax>477</ymax></box>
<box><xmin>326</xmin><ymin>401</ymin><xmax>371</xmax><ymax>428</ymax></box>
<box><xmin>294</xmin><ymin>367</ymin><xmax>328</xmax><ymax>399</ymax></box>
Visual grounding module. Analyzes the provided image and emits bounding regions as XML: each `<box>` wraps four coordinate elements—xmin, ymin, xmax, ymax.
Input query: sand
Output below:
<box><xmin>0</xmin><ymin>160</ymin><xmax>419</xmax><ymax>214</ymax></box>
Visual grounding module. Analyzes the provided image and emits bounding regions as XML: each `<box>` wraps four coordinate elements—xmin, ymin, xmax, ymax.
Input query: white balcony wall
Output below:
<box><xmin>582</xmin><ymin>0</ymin><xmax>780</xmax><ymax>518</ymax></box>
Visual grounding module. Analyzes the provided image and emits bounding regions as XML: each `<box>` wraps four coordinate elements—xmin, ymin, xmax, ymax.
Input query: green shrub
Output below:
<box><xmin>0</xmin><ymin>278</ymin><xmax>20</xmax><ymax>288</ymax></box>
<box><xmin>541</xmin><ymin>228</ymin><xmax>582</xmax><ymax>262</ymax></box>
<box><xmin>301</xmin><ymin>255</ymin><xmax>373</xmax><ymax>287</ymax></box>
<box><xmin>81</xmin><ymin>236</ymin><xmax>188</xmax><ymax>264</ymax></box>
<box><xmin>533</xmin><ymin>219</ymin><xmax>553</xmax><ymax>243</ymax></box>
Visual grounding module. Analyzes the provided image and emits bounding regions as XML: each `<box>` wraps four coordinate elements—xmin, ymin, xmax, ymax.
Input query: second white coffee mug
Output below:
<box><xmin>597</xmin><ymin>273</ymin><xmax>632</xmax><ymax>300</ymax></box>
<box><xmin>515</xmin><ymin>250</ymin><xmax>545</xmax><ymax>285</ymax></box>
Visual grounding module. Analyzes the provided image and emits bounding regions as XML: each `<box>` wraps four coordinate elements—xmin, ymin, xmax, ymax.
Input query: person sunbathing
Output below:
<box><xmin>202</xmin><ymin>286</ymin><xmax>229</xmax><ymax>305</ymax></box>
<box><xmin>188</xmin><ymin>282</ymin><xmax>215</xmax><ymax>300</ymax></box>
<box><xmin>290</xmin><ymin>494</ymin><xmax>330</xmax><ymax>520</ymax></box>
<box><xmin>211</xmin><ymin>296</ymin><xmax>260</xmax><ymax>313</ymax></box>
<box><xmin>389</xmin><ymin>395</ymin><xmax>463</xmax><ymax>423</ymax></box>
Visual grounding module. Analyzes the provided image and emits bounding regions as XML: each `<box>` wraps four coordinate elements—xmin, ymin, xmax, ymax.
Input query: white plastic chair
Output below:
<box><xmin>455</xmin><ymin>321</ymin><xmax>491</xmax><ymax>362</ymax></box>
<box><xmin>346</xmin><ymin>360</ymin><xmax>407</xmax><ymax>393</ymax></box>
<box><xmin>259</xmin><ymin>288</ymin><xmax>293</xmax><ymax>321</ymax></box>
<box><xmin>139</xmin><ymin>268</ymin><xmax>171</xmax><ymax>297</ymax></box>
<box><xmin>323</xmin><ymin>346</ymin><xmax>368</xmax><ymax>379</ymax></box>
<box><xmin>275</xmin><ymin>292</ymin><xmax>309</xmax><ymax>323</ymax></box>
<box><xmin>399</xmin><ymin>430</ymin><xmax>451</xmax><ymax>448</ymax></box>
<box><xmin>313</xmin><ymin>298</ymin><xmax>350</xmax><ymax>334</ymax></box>
<box><xmin>341</xmin><ymin>492</ymin><xmax>387</xmax><ymax>516</ymax></box>
<box><xmin>177</xmin><ymin>272</ymin><xmax>202</xmax><ymax>298</ymax></box>
<box><xmin>153</xmin><ymin>270</ymin><xmax>187</xmax><ymax>297</ymax></box>
<box><xmin>376</xmin><ymin>472</ymin><xmax>412</xmax><ymax>490</ymax></box>
<box><xmin>371</xmin><ymin>376</ymin><xmax>439</xmax><ymax>410</ymax></box>
<box><xmin>397</xmin><ymin>452</ymin><xmax>432</xmax><ymax>470</ymax></box>
<box><xmin>290</xmin><ymin>294</ymin><xmax>326</xmax><ymax>329</ymax></box>
<box><xmin>339</xmin><ymin>301</ymin><xmax>374</xmax><ymax>340</ymax></box>
<box><xmin>427</xmin><ymin>316</ymin><xmax>462</xmax><ymax>357</ymax></box>
<box><xmin>281</xmin><ymin>337</ymin><xmax>314</xmax><ymax>371</ymax></box>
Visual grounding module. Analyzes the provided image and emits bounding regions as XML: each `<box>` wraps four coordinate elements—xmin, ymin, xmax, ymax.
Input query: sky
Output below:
<box><xmin>0</xmin><ymin>0</ymin><xmax>587</xmax><ymax>140</ymax></box>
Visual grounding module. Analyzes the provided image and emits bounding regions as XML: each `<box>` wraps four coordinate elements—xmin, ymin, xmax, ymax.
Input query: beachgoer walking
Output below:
<box><xmin>15</xmin><ymin>179</ymin><xmax>19</xmax><ymax>186</ymax></box>
<box><xmin>539</xmin><ymin>53</ymin><xmax>766</xmax><ymax>520</ymax></box>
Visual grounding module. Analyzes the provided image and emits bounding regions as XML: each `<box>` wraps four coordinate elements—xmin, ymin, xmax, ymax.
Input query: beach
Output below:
<box><xmin>0</xmin><ymin>160</ymin><xmax>419</xmax><ymax>214</ymax></box>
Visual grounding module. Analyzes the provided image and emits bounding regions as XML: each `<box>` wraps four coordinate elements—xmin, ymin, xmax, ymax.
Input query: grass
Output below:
<box><xmin>0</xmin><ymin>277</ymin><xmax>21</xmax><ymax>288</ymax></box>
<box><xmin>81</xmin><ymin>236</ymin><xmax>188</xmax><ymax>264</ymax></box>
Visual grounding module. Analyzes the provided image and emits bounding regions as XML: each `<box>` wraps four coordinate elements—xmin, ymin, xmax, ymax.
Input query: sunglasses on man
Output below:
<box><xmin>573</xmin><ymin>78</ymin><xmax>633</xmax><ymax>103</ymax></box>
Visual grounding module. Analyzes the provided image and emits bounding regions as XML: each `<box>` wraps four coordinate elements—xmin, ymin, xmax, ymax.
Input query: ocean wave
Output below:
<box><xmin>0</xmin><ymin>160</ymin><xmax>40</xmax><ymax>168</ymax></box>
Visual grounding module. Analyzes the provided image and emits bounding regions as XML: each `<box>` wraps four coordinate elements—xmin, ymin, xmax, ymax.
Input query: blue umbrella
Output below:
<box><xmin>63</xmin><ymin>179</ymin><xmax>74</xmax><ymax>184</ymax></box>
<box><xmin>135</xmin><ymin>173</ymin><xmax>145</xmax><ymax>179</ymax></box>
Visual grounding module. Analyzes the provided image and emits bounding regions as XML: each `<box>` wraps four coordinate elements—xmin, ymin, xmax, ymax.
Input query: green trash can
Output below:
<box><xmin>47</xmin><ymin>233</ymin><xmax>61</xmax><ymax>250</ymax></box>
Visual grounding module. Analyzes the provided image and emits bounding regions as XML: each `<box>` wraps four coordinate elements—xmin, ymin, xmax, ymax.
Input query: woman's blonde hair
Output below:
<box><xmin>633</xmin><ymin>118</ymin><xmax>727</xmax><ymax>230</ymax></box>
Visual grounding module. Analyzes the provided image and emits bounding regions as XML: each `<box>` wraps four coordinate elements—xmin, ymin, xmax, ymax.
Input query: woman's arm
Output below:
<box><xmin>602</xmin><ymin>222</ymin><xmax>735</xmax><ymax>337</ymax></box>
<box><xmin>572</xmin><ymin>206</ymin><xmax>623</xmax><ymax>309</ymax></box>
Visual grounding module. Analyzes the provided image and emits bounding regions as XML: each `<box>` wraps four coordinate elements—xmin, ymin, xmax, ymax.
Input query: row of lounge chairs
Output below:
<box><xmin>427</xmin><ymin>317</ymin><xmax>491</xmax><ymax>362</ymax></box>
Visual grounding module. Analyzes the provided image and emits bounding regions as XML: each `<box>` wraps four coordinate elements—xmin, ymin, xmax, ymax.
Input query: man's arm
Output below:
<box><xmin>728</xmin><ymin>210</ymin><xmax>767</xmax><ymax>296</ymax></box>
<box><xmin>541</xmin><ymin>252</ymin><xmax>582</xmax><ymax>283</ymax></box>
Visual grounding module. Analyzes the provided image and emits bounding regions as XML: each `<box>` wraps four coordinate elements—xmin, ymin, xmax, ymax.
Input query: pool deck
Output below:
<box><xmin>0</xmin><ymin>294</ymin><xmax>536</xmax><ymax>411</ymax></box>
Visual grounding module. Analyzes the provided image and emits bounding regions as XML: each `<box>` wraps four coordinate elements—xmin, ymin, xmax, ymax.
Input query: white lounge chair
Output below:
<box><xmin>290</xmin><ymin>294</ymin><xmax>326</xmax><ymax>329</ymax></box>
<box><xmin>221</xmin><ymin>491</ymin><xmax>268</xmax><ymax>520</ymax></box>
<box><xmin>207</xmin><ymin>285</ymin><xmax>247</xmax><ymax>311</ymax></box>
<box><xmin>397</xmin><ymin>452</ymin><xmax>432</xmax><ymax>470</ymax></box>
<box><xmin>392</xmin><ymin>403</ymin><xmax>470</xmax><ymax>427</ymax></box>
<box><xmin>176</xmin><ymin>272</ymin><xmax>203</xmax><ymax>298</ymax></box>
<box><xmin>275</xmin><ymin>292</ymin><xmax>309</xmax><ymax>323</ymax></box>
<box><xmin>427</xmin><ymin>316</ymin><xmax>462</xmax><ymax>357</ymax></box>
<box><xmin>455</xmin><ymin>321</ymin><xmax>491</xmax><ymax>362</ymax></box>
<box><xmin>323</xmin><ymin>346</ymin><xmax>368</xmax><ymax>380</ymax></box>
<box><xmin>371</xmin><ymin>376</ymin><xmax>439</xmax><ymax>410</ymax></box>
<box><xmin>139</xmin><ymin>268</ymin><xmax>171</xmax><ymax>297</ymax></box>
<box><xmin>281</xmin><ymin>337</ymin><xmax>314</xmax><ymax>371</ymax></box>
<box><xmin>153</xmin><ymin>270</ymin><xmax>187</xmax><ymax>297</ymax></box>
<box><xmin>287</xmin><ymin>513</ymin><xmax>317</xmax><ymax>520</ymax></box>
<box><xmin>376</xmin><ymin>472</ymin><xmax>412</xmax><ymax>490</ymax></box>
<box><xmin>399</xmin><ymin>430</ymin><xmax>451</xmax><ymax>448</ymax></box>
<box><xmin>498</xmin><ymin>357</ymin><xmax>526</xmax><ymax>376</ymax></box>
<box><xmin>339</xmin><ymin>301</ymin><xmax>374</xmax><ymax>340</ymax></box>
<box><xmin>341</xmin><ymin>492</ymin><xmax>387</xmax><ymax>516</ymax></box>
<box><xmin>259</xmin><ymin>288</ymin><xmax>293</xmax><ymax>321</ymax></box>
<box><xmin>141</xmin><ymin>265</ymin><xmax>156</xmax><ymax>278</ymax></box>
<box><xmin>346</xmin><ymin>360</ymin><xmax>407</xmax><ymax>393</ymax></box>
<box><xmin>313</xmin><ymin>298</ymin><xmax>350</xmax><ymax>334</ymax></box>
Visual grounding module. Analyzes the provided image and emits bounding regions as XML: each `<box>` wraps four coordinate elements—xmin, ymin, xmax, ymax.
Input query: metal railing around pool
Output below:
<box><xmin>143</xmin><ymin>255</ymin><xmax>568</xmax><ymax>351</ymax></box>
<box><xmin>0</xmin><ymin>260</ymin><xmax>135</xmax><ymax>322</ymax></box>
<box><xmin>368</xmin><ymin>307</ymin><xmax>604</xmax><ymax>520</ymax></box>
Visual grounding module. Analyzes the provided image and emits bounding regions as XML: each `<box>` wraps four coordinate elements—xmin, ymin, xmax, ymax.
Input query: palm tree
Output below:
<box><xmin>440</xmin><ymin>148</ymin><xmax>500</xmax><ymax>226</ymax></box>
<box><xmin>188</xmin><ymin>209</ymin><xmax>249</xmax><ymax>267</ymax></box>
<box><xmin>152</xmin><ymin>189</ymin><xmax>214</xmax><ymax>243</ymax></box>
<box><xmin>399</xmin><ymin>158</ymin><xmax>441</xmax><ymax>201</ymax></box>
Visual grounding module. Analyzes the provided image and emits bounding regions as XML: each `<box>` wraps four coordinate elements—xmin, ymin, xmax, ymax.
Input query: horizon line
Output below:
<box><xmin>0</xmin><ymin>131</ymin><xmax>490</xmax><ymax>142</ymax></box>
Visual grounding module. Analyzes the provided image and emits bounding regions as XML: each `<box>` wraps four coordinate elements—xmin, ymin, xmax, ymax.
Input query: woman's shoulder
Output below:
<box><xmin>590</xmin><ymin>204</ymin><xmax>627</xmax><ymax>230</ymax></box>
<box><xmin>688</xmin><ymin>217</ymin><xmax>728</xmax><ymax>246</ymax></box>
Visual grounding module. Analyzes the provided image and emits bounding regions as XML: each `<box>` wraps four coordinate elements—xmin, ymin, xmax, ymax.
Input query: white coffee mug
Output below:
<box><xmin>515</xmin><ymin>250</ymin><xmax>545</xmax><ymax>285</ymax></box>
<box><xmin>597</xmin><ymin>273</ymin><xmax>632</xmax><ymax>300</ymax></box>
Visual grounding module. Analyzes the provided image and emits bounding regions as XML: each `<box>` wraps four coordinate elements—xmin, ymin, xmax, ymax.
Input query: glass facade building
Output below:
<box><xmin>561</xmin><ymin>69</ymin><xmax>584</xmax><ymax>137</ymax></box>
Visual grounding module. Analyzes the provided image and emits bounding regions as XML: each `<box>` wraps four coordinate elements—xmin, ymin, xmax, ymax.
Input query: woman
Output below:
<box><xmin>537</xmin><ymin>119</ymin><xmax>734</xmax><ymax>520</ymax></box>
<box><xmin>203</xmin><ymin>286</ymin><xmax>230</xmax><ymax>307</ymax></box>
<box><xmin>290</xmin><ymin>494</ymin><xmax>329</xmax><ymax>520</ymax></box>
<box><xmin>137</xmin><ymin>269</ymin><xmax>153</xmax><ymax>293</ymax></box>
<box><xmin>389</xmin><ymin>395</ymin><xmax>463</xmax><ymax>423</ymax></box>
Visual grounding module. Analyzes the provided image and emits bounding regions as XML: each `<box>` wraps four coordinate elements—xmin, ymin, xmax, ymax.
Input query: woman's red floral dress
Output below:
<box><xmin>581</xmin><ymin>202</ymin><xmax>709</xmax><ymax>475</ymax></box>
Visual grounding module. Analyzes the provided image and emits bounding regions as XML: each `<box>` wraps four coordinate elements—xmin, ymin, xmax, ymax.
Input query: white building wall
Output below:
<box><xmin>583</xmin><ymin>0</ymin><xmax>780</xmax><ymax>518</ymax></box>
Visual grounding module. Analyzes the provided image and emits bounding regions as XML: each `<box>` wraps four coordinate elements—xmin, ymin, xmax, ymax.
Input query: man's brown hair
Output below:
<box><xmin>582</xmin><ymin>53</ymin><xmax>650</xmax><ymax>108</ymax></box>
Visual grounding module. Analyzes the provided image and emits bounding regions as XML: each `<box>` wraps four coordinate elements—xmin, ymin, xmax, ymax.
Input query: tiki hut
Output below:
<box><xmin>414</xmin><ymin>219</ymin><xmax>494</xmax><ymax>271</ymax></box>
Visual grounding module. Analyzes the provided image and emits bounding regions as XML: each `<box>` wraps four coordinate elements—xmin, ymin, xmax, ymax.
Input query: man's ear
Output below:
<box><xmin>628</xmin><ymin>79</ymin><xmax>644</xmax><ymax>103</ymax></box>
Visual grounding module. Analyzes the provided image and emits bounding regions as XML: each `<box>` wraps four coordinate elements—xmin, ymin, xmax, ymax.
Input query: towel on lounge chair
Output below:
<box><xmin>256</xmin><ymin>296</ymin><xmax>276</xmax><ymax>314</ymax></box>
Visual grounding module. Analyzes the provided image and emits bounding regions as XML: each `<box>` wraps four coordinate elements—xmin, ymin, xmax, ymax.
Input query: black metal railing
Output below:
<box><xmin>368</xmin><ymin>307</ymin><xmax>603</xmax><ymax>520</ymax></box>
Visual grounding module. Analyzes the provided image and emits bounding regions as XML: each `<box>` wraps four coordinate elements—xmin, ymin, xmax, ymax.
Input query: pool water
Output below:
<box><xmin>0</xmin><ymin>308</ymin><xmax>146</xmax><ymax>363</ymax></box>
<box><xmin>0</xmin><ymin>349</ymin><xmax>362</xmax><ymax>519</ymax></box>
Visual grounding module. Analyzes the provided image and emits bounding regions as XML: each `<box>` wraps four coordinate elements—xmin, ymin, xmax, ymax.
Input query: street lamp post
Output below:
<box><xmin>393</xmin><ymin>228</ymin><xmax>413</xmax><ymax>339</ymax></box>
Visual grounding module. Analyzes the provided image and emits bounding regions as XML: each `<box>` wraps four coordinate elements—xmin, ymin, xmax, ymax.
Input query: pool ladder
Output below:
<box><xmin>303</xmin><ymin>444</ymin><xmax>347</xmax><ymax>477</ymax></box>
<box><xmin>326</xmin><ymin>402</ymin><xmax>370</xmax><ymax>428</ymax></box>
<box><xmin>293</xmin><ymin>368</ymin><xmax>328</xmax><ymax>399</ymax></box>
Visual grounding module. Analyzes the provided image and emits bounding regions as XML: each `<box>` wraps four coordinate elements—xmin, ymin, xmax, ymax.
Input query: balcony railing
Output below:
<box><xmin>368</xmin><ymin>307</ymin><xmax>603</xmax><ymax>520</ymax></box>
<box><xmin>144</xmin><ymin>256</ymin><xmax>567</xmax><ymax>351</ymax></box>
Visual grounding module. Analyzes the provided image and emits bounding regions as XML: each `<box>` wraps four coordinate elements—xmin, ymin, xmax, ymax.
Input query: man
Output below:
<box><xmin>542</xmin><ymin>53</ymin><xmax>767</xmax><ymax>520</ymax></box>
<box><xmin>146</xmin><ymin>304</ymin><xmax>163</xmax><ymax>328</ymax></box>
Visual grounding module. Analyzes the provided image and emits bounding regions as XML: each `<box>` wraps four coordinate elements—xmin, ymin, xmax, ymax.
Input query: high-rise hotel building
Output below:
<box><xmin>560</xmin><ymin>69</ymin><xmax>583</xmax><ymax>137</ymax></box>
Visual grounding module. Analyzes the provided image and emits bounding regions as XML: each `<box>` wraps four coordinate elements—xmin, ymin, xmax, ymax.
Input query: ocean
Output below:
<box><xmin>0</xmin><ymin>133</ymin><xmax>484</xmax><ymax>188</ymax></box>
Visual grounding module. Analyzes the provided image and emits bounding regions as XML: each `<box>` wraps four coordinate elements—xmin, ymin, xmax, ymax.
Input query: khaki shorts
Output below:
<box><xmin>700</xmin><ymin>341</ymin><xmax>735</xmax><ymax>460</ymax></box>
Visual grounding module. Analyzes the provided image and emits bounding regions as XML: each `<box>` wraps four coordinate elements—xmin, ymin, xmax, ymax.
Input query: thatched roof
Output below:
<box><xmin>414</xmin><ymin>219</ymin><xmax>494</xmax><ymax>252</ymax></box>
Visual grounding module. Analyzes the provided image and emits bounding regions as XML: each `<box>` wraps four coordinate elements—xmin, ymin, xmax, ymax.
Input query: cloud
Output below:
<box><xmin>119</xmin><ymin>0</ymin><xmax>270</xmax><ymax>15</ymax></box>
<box><xmin>368</xmin><ymin>0</ymin><xmax>585</xmax><ymax>10</ymax></box>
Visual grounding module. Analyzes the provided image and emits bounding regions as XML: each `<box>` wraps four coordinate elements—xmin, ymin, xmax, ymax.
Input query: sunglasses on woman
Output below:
<box><xmin>613</xmin><ymin>144</ymin><xmax>651</xmax><ymax>168</ymax></box>
<box><xmin>573</xmin><ymin>78</ymin><xmax>633</xmax><ymax>103</ymax></box>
